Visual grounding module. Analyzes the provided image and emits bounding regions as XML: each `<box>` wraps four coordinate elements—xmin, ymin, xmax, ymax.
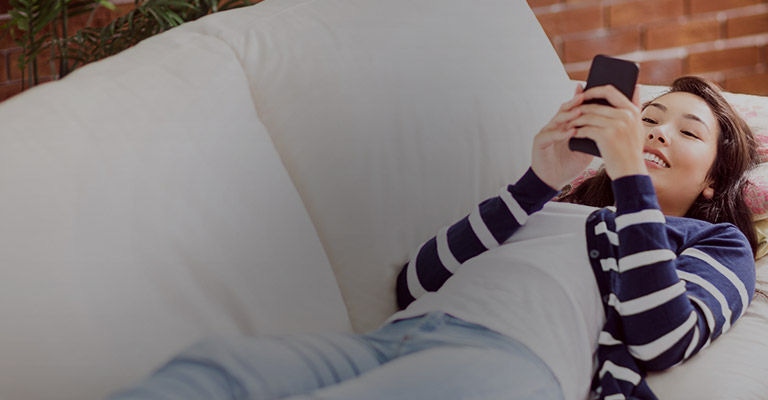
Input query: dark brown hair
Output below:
<box><xmin>557</xmin><ymin>76</ymin><xmax>759</xmax><ymax>255</ymax></box>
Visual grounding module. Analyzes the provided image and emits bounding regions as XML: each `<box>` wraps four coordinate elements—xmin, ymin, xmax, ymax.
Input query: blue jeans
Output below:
<box><xmin>109</xmin><ymin>312</ymin><xmax>563</xmax><ymax>400</ymax></box>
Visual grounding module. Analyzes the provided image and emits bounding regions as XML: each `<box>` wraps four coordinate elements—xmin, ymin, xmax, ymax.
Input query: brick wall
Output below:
<box><xmin>2</xmin><ymin>1</ymin><xmax>767</xmax><ymax>100</ymax></box>
<box><xmin>0</xmin><ymin>0</ymin><xmax>136</xmax><ymax>101</ymax></box>
<box><xmin>528</xmin><ymin>0</ymin><xmax>768</xmax><ymax>95</ymax></box>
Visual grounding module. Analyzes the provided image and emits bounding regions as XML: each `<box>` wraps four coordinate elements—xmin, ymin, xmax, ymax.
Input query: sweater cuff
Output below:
<box><xmin>508</xmin><ymin>168</ymin><xmax>560</xmax><ymax>214</ymax></box>
<box><xmin>611</xmin><ymin>174</ymin><xmax>661</xmax><ymax>214</ymax></box>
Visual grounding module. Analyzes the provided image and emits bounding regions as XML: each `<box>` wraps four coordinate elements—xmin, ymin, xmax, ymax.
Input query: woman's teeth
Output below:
<box><xmin>643</xmin><ymin>152</ymin><xmax>669</xmax><ymax>168</ymax></box>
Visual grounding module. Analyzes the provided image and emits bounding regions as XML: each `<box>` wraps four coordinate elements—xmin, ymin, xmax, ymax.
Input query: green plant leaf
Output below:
<box><xmin>220</xmin><ymin>0</ymin><xmax>253</xmax><ymax>11</ymax></box>
<box><xmin>99</xmin><ymin>0</ymin><xmax>116</xmax><ymax>11</ymax></box>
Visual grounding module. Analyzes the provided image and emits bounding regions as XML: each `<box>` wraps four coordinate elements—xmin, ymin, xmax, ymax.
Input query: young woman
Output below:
<box><xmin>110</xmin><ymin>76</ymin><xmax>758</xmax><ymax>400</ymax></box>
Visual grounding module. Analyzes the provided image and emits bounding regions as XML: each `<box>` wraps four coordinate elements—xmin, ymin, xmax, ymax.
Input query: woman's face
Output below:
<box><xmin>641</xmin><ymin>91</ymin><xmax>720</xmax><ymax>217</ymax></box>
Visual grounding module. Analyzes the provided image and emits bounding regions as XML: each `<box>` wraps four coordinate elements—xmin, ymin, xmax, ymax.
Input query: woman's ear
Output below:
<box><xmin>702</xmin><ymin>184</ymin><xmax>715</xmax><ymax>200</ymax></box>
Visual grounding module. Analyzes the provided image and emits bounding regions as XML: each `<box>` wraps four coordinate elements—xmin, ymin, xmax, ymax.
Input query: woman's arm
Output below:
<box><xmin>395</xmin><ymin>168</ymin><xmax>558</xmax><ymax>309</ymax></box>
<box><xmin>397</xmin><ymin>86</ymin><xmax>593</xmax><ymax>309</ymax></box>
<box><xmin>604</xmin><ymin>175</ymin><xmax>755</xmax><ymax>371</ymax></box>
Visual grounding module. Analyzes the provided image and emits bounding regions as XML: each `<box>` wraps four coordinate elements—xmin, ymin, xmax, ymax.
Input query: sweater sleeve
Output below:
<box><xmin>605</xmin><ymin>174</ymin><xmax>755</xmax><ymax>371</ymax></box>
<box><xmin>395</xmin><ymin>168</ymin><xmax>559</xmax><ymax>309</ymax></box>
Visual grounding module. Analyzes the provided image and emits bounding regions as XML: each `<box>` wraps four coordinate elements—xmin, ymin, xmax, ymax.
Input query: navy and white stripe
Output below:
<box><xmin>396</xmin><ymin>169</ymin><xmax>755</xmax><ymax>400</ymax></box>
<box><xmin>396</xmin><ymin>168</ymin><xmax>557</xmax><ymax>309</ymax></box>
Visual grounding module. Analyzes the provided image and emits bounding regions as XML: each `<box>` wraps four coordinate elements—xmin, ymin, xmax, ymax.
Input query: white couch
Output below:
<box><xmin>1</xmin><ymin>0</ymin><xmax>767</xmax><ymax>399</ymax></box>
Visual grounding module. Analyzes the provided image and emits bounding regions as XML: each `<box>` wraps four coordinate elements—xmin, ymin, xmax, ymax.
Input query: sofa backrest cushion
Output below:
<box><xmin>190</xmin><ymin>0</ymin><xmax>574</xmax><ymax>331</ymax></box>
<box><xmin>0</xmin><ymin>27</ymin><xmax>350</xmax><ymax>400</ymax></box>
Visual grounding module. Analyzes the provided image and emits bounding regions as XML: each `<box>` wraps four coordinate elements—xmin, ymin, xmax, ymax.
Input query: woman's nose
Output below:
<box><xmin>648</xmin><ymin>129</ymin><xmax>667</xmax><ymax>144</ymax></box>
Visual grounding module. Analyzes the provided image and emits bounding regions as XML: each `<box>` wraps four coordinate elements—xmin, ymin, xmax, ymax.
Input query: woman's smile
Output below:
<box><xmin>642</xmin><ymin>150</ymin><xmax>669</xmax><ymax>168</ymax></box>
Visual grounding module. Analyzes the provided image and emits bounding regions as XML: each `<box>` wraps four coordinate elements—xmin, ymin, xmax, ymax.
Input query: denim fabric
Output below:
<box><xmin>109</xmin><ymin>312</ymin><xmax>563</xmax><ymax>400</ymax></box>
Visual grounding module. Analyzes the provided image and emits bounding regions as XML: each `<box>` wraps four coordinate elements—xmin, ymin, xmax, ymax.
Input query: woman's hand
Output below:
<box><xmin>531</xmin><ymin>85</ymin><xmax>594</xmax><ymax>190</ymax></box>
<box><xmin>570</xmin><ymin>85</ymin><xmax>647</xmax><ymax>180</ymax></box>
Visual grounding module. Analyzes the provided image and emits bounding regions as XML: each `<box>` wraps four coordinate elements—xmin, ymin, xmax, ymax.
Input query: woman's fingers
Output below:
<box><xmin>558</xmin><ymin>91</ymin><xmax>584</xmax><ymax>113</ymax></box>
<box><xmin>631</xmin><ymin>84</ymin><xmax>641</xmax><ymax>106</ymax></box>
<box><xmin>570</xmin><ymin>84</ymin><xmax>647</xmax><ymax>180</ymax></box>
<box><xmin>530</xmin><ymin>85</ymin><xmax>595</xmax><ymax>189</ymax></box>
<box><xmin>571</xmin><ymin>85</ymin><xmax>640</xmax><ymax>133</ymax></box>
<box><xmin>575</xmin><ymin>83</ymin><xmax>584</xmax><ymax>95</ymax></box>
<box><xmin>537</xmin><ymin>88</ymin><xmax>584</xmax><ymax>142</ymax></box>
<box><xmin>582</xmin><ymin>85</ymin><xmax>636</xmax><ymax>110</ymax></box>
<box><xmin>571</xmin><ymin>110</ymin><xmax>637</xmax><ymax>142</ymax></box>
<box><xmin>550</xmin><ymin>107</ymin><xmax>582</xmax><ymax>128</ymax></box>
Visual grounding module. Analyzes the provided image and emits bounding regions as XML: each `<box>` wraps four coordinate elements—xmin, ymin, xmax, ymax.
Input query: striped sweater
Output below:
<box><xmin>395</xmin><ymin>168</ymin><xmax>755</xmax><ymax>400</ymax></box>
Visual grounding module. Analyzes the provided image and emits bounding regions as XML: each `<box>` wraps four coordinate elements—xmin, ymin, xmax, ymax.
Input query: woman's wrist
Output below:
<box><xmin>605</xmin><ymin>164</ymin><xmax>648</xmax><ymax>181</ymax></box>
<box><xmin>529</xmin><ymin>164</ymin><xmax>566</xmax><ymax>191</ymax></box>
<box><xmin>602</xmin><ymin>152</ymin><xmax>647</xmax><ymax>180</ymax></box>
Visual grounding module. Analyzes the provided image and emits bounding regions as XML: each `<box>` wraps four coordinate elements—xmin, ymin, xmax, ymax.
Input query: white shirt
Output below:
<box><xmin>389</xmin><ymin>202</ymin><xmax>605</xmax><ymax>400</ymax></box>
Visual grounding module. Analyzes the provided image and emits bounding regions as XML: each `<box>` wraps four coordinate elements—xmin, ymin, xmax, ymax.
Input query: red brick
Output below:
<box><xmin>7</xmin><ymin>48</ymin><xmax>21</xmax><ymax>81</ymax></box>
<box><xmin>565</xmin><ymin>64</ymin><xmax>590</xmax><ymax>81</ymax></box>
<box><xmin>645</xmin><ymin>17</ymin><xmax>721</xmax><ymax>50</ymax></box>
<box><xmin>0</xmin><ymin>0</ymin><xmax>10</xmax><ymax>15</ymax></box>
<box><xmin>565</xmin><ymin>0</ymin><xmax>603</xmax><ymax>4</ymax></box>
<box><xmin>608</xmin><ymin>0</ymin><xmax>685</xmax><ymax>28</ymax></box>
<box><xmin>690</xmin><ymin>0</ymin><xmax>763</xmax><ymax>15</ymax></box>
<box><xmin>0</xmin><ymin>51</ymin><xmax>6</xmax><ymax>82</ymax></box>
<box><xmin>535</xmin><ymin>4</ymin><xmax>604</xmax><ymax>37</ymax></box>
<box><xmin>527</xmin><ymin>0</ymin><xmax>561</xmax><ymax>8</ymax></box>
<box><xmin>688</xmin><ymin>45</ymin><xmax>761</xmax><ymax>74</ymax></box>
<box><xmin>0</xmin><ymin>36</ymin><xmax>14</xmax><ymax>52</ymax></box>
<box><xmin>0</xmin><ymin>80</ymin><xmax>22</xmax><ymax>102</ymax></box>
<box><xmin>0</xmin><ymin>22</ymin><xmax>20</xmax><ymax>49</ymax></box>
<box><xmin>64</xmin><ymin>3</ymin><xmax>133</xmax><ymax>35</ymax></box>
<box><xmin>562</xmin><ymin>27</ymin><xmax>642</xmax><ymax>63</ymax></box>
<box><xmin>6</xmin><ymin>44</ymin><xmax>62</xmax><ymax>82</ymax></box>
<box><xmin>548</xmin><ymin>35</ymin><xmax>565</xmax><ymax>60</ymax></box>
<box><xmin>68</xmin><ymin>13</ymin><xmax>95</xmax><ymax>33</ymax></box>
<box><xmin>684</xmin><ymin>72</ymin><xmax>727</xmax><ymax>88</ymax></box>
<box><xmin>115</xmin><ymin>3</ymin><xmax>136</xmax><ymax>14</ymax></box>
<box><xmin>724</xmin><ymin>71</ymin><xmax>768</xmax><ymax>95</ymax></box>
<box><xmin>765</xmin><ymin>42</ymin><xmax>768</xmax><ymax>64</ymax></box>
<box><xmin>639</xmin><ymin>57</ymin><xmax>685</xmax><ymax>85</ymax></box>
<box><xmin>726</xmin><ymin>12</ymin><xmax>768</xmax><ymax>38</ymax></box>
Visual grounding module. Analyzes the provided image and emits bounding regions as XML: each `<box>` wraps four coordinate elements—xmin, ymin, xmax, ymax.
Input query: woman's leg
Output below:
<box><xmin>109</xmin><ymin>312</ymin><xmax>563</xmax><ymax>400</ymax></box>
<box><xmin>108</xmin><ymin>332</ymin><xmax>386</xmax><ymax>400</ymax></box>
<box><xmin>286</xmin><ymin>313</ymin><xmax>564</xmax><ymax>400</ymax></box>
<box><xmin>289</xmin><ymin>346</ymin><xmax>563</xmax><ymax>400</ymax></box>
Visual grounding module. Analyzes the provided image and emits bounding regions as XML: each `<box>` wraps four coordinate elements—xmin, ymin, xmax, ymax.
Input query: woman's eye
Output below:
<box><xmin>681</xmin><ymin>130</ymin><xmax>699</xmax><ymax>139</ymax></box>
<box><xmin>642</xmin><ymin>117</ymin><xmax>656</xmax><ymax>124</ymax></box>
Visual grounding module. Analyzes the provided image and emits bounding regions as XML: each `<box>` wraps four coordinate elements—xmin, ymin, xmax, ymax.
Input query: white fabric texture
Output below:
<box><xmin>185</xmin><ymin>0</ymin><xmax>575</xmax><ymax>332</ymax></box>
<box><xmin>646</xmin><ymin>257</ymin><xmax>768</xmax><ymax>399</ymax></box>
<box><xmin>1</xmin><ymin>0</ymin><xmax>768</xmax><ymax>399</ymax></box>
<box><xmin>0</xmin><ymin>25</ymin><xmax>349</xmax><ymax>400</ymax></box>
<box><xmin>388</xmin><ymin>201</ymin><xmax>605</xmax><ymax>400</ymax></box>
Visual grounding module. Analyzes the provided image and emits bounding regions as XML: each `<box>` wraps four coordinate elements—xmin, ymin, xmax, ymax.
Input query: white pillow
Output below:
<box><xmin>190</xmin><ymin>0</ymin><xmax>574</xmax><ymax>332</ymax></box>
<box><xmin>0</xmin><ymin>27</ymin><xmax>349</xmax><ymax>400</ymax></box>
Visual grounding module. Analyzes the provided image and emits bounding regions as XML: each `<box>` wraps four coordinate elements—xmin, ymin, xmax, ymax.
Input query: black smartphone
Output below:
<box><xmin>568</xmin><ymin>55</ymin><xmax>639</xmax><ymax>157</ymax></box>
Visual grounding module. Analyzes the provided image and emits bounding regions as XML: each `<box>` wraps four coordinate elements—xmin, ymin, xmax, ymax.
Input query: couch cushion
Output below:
<box><xmin>646</xmin><ymin>257</ymin><xmax>768</xmax><ymax>399</ymax></box>
<box><xmin>0</xmin><ymin>27</ymin><xmax>349</xmax><ymax>400</ymax></box>
<box><xmin>189</xmin><ymin>0</ymin><xmax>574</xmax><ymax>332</ymax></box>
